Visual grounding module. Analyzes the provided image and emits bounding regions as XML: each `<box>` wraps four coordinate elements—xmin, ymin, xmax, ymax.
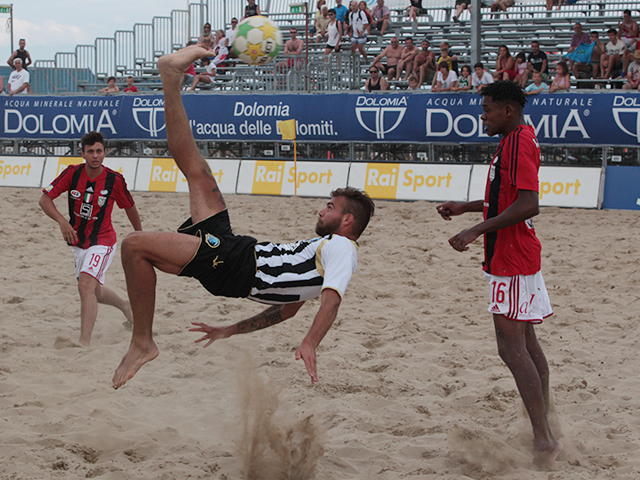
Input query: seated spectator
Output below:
<box><xmin>549</xmin><ymin>61</ymin><xmax>571</xmax><ymax>92</ymax></box>
<box><xmin>323</xmin><ymin>9</ymin><xmax>342</xmax><ymax>58</ymax></box>
<box><xmin>212</xmin><ymin>30</ymin><xmax>229</xmax><ymax>73</ymax></box>
<box><xmin>124</xmin><ymin>76</ymin><xmax>138</xmax><ymax>93</ymax></box>
<box><xmin>589</xmin><ymin>31</ymin><xmax>606</xmax><ymax>79</ymax></box>
<box><xmin>432</xmin><ymin>62</ymin><xmax>458</xmax><ymax>92</ymax></box>
<box><xmin>201</xmin><ymin>36</ymin><xmax>215</xmax><ymax>52</ymax></box>
<box><xmin>365</xmin><ymin>65</ymin><xmax>389</xmax><ymax>91</ymax></box>
<box><xmin>394</xmin><ymin>37</ymin><xmax>419</xmax><ymax>81</ymax></box>
<box><xmin>452</xmin><ymin>64</ymin><xmax>472</xmax><ymax>91</ymax></box>
<box><xmin>242</xmin><ymin>0</ymin><xmax>261</xmax><ymax>20</ymax></box>
<box><xmin>225</xmin><ymin>18</ymin><xmax>238</xmax><ymax>52</ymax></box>
<box><xmin>617</xmin><ymin>9</ymin><xmax>639</xmax><ymax>49</ymax></box>
<box><xmin>525</xmin><ymin>71</ymin><xmax>550</xmax><ymax>95</ymax></box>
<box><xmin>310</xmin><ymin>0</ymin><xmax>326</xmax><ymax>35</ymax></box>
<box><xmin>567</xmin><ymin>22</ymin><xmax>590</xmax><ymax>71</ymax></box>
<box><xmin>371</xmin><ymin>0</ymin><xmax>392</xmax><ymax>37</ymax></box>
<box><xmin>436</xmin><ymin>41</ymin><xmax>459</xmax><ymax>74</ymax></box>
<box><xmin>8</xmin><ymin>58</ymin><xmax>29</xmax><ymax>96</ymax></box>
<box><xmin>601</xmin><ymin>28</ymin><xmax>625</xmax><ymax>78</ymax></box>
<box><xmin>490</xmin><ymin>0</ymin><xmax>515</xmax><ymax>19</ymax></box>
<box><xmin>472</xmin><ymin>62</ymin><xmax>494</xmax><ymax>91</ymax></box>
<box><xmin>452</xmin><ymin>0</ymin><xmax>471</xmax><ymax>23</ymax></box>
<box><xmin>566</xmin><ymin>33</ymin><xmax>599</xmax><ymax>84</ymax></box>
<box><xmin>348</xmin><ymin>0</ymin><xmax>369</xmax><ymax>63</ymax></box>
<box><xmin>278</xmin><ymin>28</ymin><xmax>304</xmax><ymax>71</ymax></box>
<box><xmin>514</xmin><ymin>52</ymin><xmax>527</xmax><ymax>87</ymax></box>
<box><xmin>372</xmin><ymin>36</ymin><xmax>403</xmax><ymax>80</ymax></box>
<box><xmin>414</xmin><ymin>39</ymin><xmax>436</xmax><ymax>87</ymax></box>
<box><xmin>623</xmin><ymin>37</ymin><xmax>640</xmax><ymax>75</ymax></box>
<box><xmin>407</xmin><ymin>74</ymin><xmax>420</xmax><ymax>91</ymax></box>
<box><xmin>98</xmin><ymin>76</ymin><xmax>119</xmax><ymax>93</ymax></box>
<box><xmin>493</xmin><ymin>45</ymin><xmax>516</xmax><ymax>81</ymax></box>
<box><xmin>623</xmin><ymin>50</ymin><xmax>640</xmax><ymax>91</ymax></box>
<box><xmin>408</xmin><ymin>0</ymin><xmax>425</xmax><ymax>34</ymax></box>
<box><xmin>189</xmin><ymin>56</ymin><xmax>216</xmax><ymax>90</ymax></box>
<box><xmin>315</xmin><ymin>7</ymin><xmax>331</xmax><ymax>42</ymax></box>
<box><xmin>546</xmin><ymin>0</ymin><xmax>564</xmax><ymax>10</ymax></box>
<box><xmin>522</xmin><ymin>40</ymin><xmax>549</xmax><ymax>85</ymax></box>
<box><xmin>198</xmin><ymin>23</ymin><xmax>215</xmax><ymax>46</ymax></box>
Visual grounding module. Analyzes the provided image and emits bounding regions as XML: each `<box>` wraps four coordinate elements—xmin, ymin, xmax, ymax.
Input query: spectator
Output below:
<box><xmin>334</xmin><ymin>0</ymin><xmax>349</xmax><ymax>28</ymax></box>
<box><xmin>490</xmin><ymin>0</ymin><xmax>515</xmax><ymax>19</ymax></box>
<box><xmin>525</xmin><ymin>71</ymin><xmax>550</xmax><ymax>95</ymax></box>
<box><xmin>568</xmin><ymin>22</ymin><xmax>590</xmax><ymax>55</ymax></box>
<box><xmin>315</xmin><ymin>7</ymin><xmax>330</xmax><ymax>42</ymax></box>
<box><xmin>549</xmin><ymin>60</ymin><xmax>571</xmax><ymax>92</ymax></box>
<box><xmin>348</xmin><ymin>0</ymin><xmax>369</xmax><ymax>62</ymax></box>
<box><xmin>201</xmin><ymin>36</ymin><xmax>215</xmax><ymax>52</ymax></box>
<box><xmin>371</xmin><ymin>0</ymin><xmax>392</xmax><ymax>37</ymax></box>
<box><xmin>124</xmin><ymin>76</ymin><xmax>139</xmax><ymax>93</ymax></box>
<box><xmin>225</xmin><ymin>18</ymin><xmax>238</xmax><ymax>49</ymax></box>
<box><xmin>7</xmin><ymin>38</ymin><xmax>32</xmax><ymax>70</ymax></box>
<box><xmin>589</xmin><ymin>31</ymin><xmax>606</xmax><ymax>79</ymax></box>
<box><xmin>242</xmin><ymin>0</ymin><xmax>261</xmax><ymax>20</ymax></box>
<box><xmin>189</xmin><ymin>56</ymin><xmax>216</xmax><ymax>90</ymax></box>
<box><xmin>212</xmin><ymin>30</ymin><xmax>229</xmax><ymax>73</ymax></box>
<box><xmin>452</xmin><ymin>64</ymin><xmax>472</xmax><ymax>91</ymax></box>
<box><xmin>414</xmin><ymin>39</ymin><xmax>437</xmax><ymax>87</ymax></box>
<box><xmin>601</xmin><ymin>28</ymin><xmax>625</xmax><ymax>78</ymax></box>
<box><xmin>452</xmin><ymin>0</ymin><xmax>471</xmax><ymax>23</ymax></box>
<box><xmin>522</xmin><ymin>40</ymin><xmax>549</xmax><ymax>86</ymax></box>
<box><xmin>623</xmin><ymin>36</ymin><xmax>640</xmax><ymax>75</ymax></box>
<box><xmin>371</xmin><ymin>36</ymin><xmax>404</xmax><ymax>80</ymax></box>
<box><xmin>365</xmin><ymin>65</ymin><xmax>389</xmax><ymax>91</ymax></box>
<box><xmin>408</xmin><ymin>0</ymin><xmax>426</xmax><ymax>34</ymax></box>
<box><xmin>279</xmin><ymin>28</ymin><xmax>304</xmax><ymax>71</ymax></box>
<box><xmin>546</xmin><ymin>0</ymin><xmax>564</xmax><ymax>10</ymax></box>
<box><xmin>323</xmin><ymin>9</ymin><xmax>343</xmax><ymax>58</ymax></box>
<box><xmin>8</xmin><ymin>58</ymin><xmax>29</xmax><ymax>96</ymax></box>
<box><xmin>514</xmin><ymin>52</ymin><xmax>528</xmax><ymax>87</ymax></box>
<box><xmin>472</xmin><ymin>61</ymin><xmax>494</xmax><ymax>91</ymax></box>
<box><xmin>359</xmin><ymin>1</ymin><xmax>374</xmax><ymax>35</ymax></box>
<box><xmin>310</xmin><ymin>0</ymin><xmax>326</xmax><ymax>35</ymax></box>
<box><xmin>98</xmin><ymin>76</ymin><xmax>119</xmax><ymax>94</ymax></box>
<box><xmin>623</xmin><ymin>50</ymin><xmax>640</xmax><ymax>91</ymax></box>
<box><xmin>436</xmin><ymin>41</ymin><xmax>459</xmax><ymax>74</ymax></box>
<box><xmin>566</xmin><ymin>33</ymin><xmax>599</xmax><ymax>84</ymax></box>
<box><xmin>181</xmin><ymin>41</ymin><xmax>198</xmax><ymax>87</ymax></box>
<box><xmin>617</xmin><ymin>9</ymin><xmax>639</xmax><ymax>49</ymax></box>
<box><xmin>432</xmin><ymin>62</ymin><xmax>458</xmax><ymax>92</ymax></box>
<box><xmin>407</xmin><ymin>74</ymin><xmax>420</xmax><ymax>91</ymax></box>
<box><xmin>198</xmin><ymin>23</ymin><xmax>215</xmax><ymax>46</ymax></box>
<box><xmin>493</xmin><ymin>45</ymin><xmax>516</xmax><ymax>81</ymax></box>
<box><xmin>394</xmin><ymin>37</ymin><xmax>419</xmax><ymax>81</ymax></box>
<box><xmin>0</xmin><ymin>77</ymin><xmax>4</xmax><ymax>94</ymax></box>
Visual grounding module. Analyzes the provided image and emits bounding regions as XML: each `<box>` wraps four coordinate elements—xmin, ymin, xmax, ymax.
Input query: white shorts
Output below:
<box><xmin>72</xmin><ymin>244</ymin><xmax>116</xmax><ymax>285</ymax></box>
<box><xmin>484</xmin><ymin>271</ymin><xmax>553</xmax><ymax>323</ymax></box>
<box><xmin>351</xmin><ymin>36</ymin><xmax>367</xmax><ymax>45</ymax></box>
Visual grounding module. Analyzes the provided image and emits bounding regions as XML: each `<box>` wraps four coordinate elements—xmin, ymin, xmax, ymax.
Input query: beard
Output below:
<box><xmin>315</xmin><ymin>217</ymin><xmax>341</xmax><ymax>237</ymax></box>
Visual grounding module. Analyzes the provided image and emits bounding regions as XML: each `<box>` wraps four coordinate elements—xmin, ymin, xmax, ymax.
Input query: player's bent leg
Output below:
<box><xmin>78</xmin><ymin>273</ymin><xmax>100</xmax><ymax>346</ymax></box>
<box><xmin>95</xmin><ymin>284</ymin><xmax>133</xmax><ymax>326</ymax></box>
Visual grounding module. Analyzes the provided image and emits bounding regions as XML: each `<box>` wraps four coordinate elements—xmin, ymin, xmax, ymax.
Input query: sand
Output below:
<box><xmin>1</xmin><ymin>186</ymin><xmax>639</xmax><ymax>480</ymax></box>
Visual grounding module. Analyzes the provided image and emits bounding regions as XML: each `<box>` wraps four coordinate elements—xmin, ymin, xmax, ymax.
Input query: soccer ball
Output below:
<box><xmin>232</xmin><ymin>16</ymin><xmax>283</xmax><ymax>65</ymax></box>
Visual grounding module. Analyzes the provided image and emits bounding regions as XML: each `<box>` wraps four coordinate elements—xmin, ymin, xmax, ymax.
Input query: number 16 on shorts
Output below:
<box><xmin>484</xmin><ymin>271</ymin><xmax>553</xmax><ymax>323</ymax></box>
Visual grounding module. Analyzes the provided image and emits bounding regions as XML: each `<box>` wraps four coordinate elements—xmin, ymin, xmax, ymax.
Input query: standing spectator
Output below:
<box><xmin>124</xmin><ymin>76</ymin><xmax>139</xmax><ymax>93</ymax></box>
<box><xmin>365</xmin><ymin>65</ymin><xmax>389</xmax><ymax>91</ymax></box>
<box><xmin>436</xmin><ymin>41</ymin><xmax>459</xmax><ymax>74</ymax></box>
<box><xmin>623</xmin><ymin>50</ymin><xmax>640</xmax><ymax>91</ymax></box>
<box><xmin>432</xmin><ymin>62</ymin><xmax>458</xmax><ymax>92</ymax></box>
<box><xmin>7</xmin><ymin>38</ymin><xmax>32</xmax><ymax>70</ymax></box>
<box><xmin>189</xmin><ymin>56</ymin><xmax>216</xmax><ymax>90</ymax></box>
<box><xmin>601</xmin><ymin>28</ymin><xmax>625</xmax><ymax>78</ymax></box>
<box><xmin>525</xmin><ymin>71</ymin><xmax>550</xmax><ymax>95</ymax></box>
<box><xmin>408</xmin><ymin>0</ymin><xmax>425</xmax><ymax>34</ymax></box>
<box><xmin>452</xmin><ymin>64</ymin><xmax>472</xmax><ymax>91</ymax></box>
<box><xmin>617</xmin><ymin>9</ymin><xmax>639</xmax><ymax>49</ymax></box>
<box><xmin>226</xmin><ymin>18</ymin><xmax>238</xmax><ymax>48</ymax></box>
<box><xmin>310</xmin><ymin>0</ymin><xmax>326</xmax><ymax>35</ymax></box>
<box><xmin>98</xmin><ymin>76</ymin><xmax>119</xmax><ymax>94</ymax></box>
<box><xmin>493</xmin><ymin>45</ymin><xmax>516</xmax><ymax>81</ymax></box>
<box><xmin>490</xmin><ymin>0</ymin><xmax>515</xmax><ymax>18</ymax></box>
<box><xmin>334</xmin><ymin>0</ymin><xmax>349</xmax><ymax>29</ymax></box>
<box><xmin>394</xmin><ymin>37</ymin><xmax>419</xmax><ymax>81</ymax></box>
<box><xmin>549</xmin><ymin>61</ymin><xmax>571</xmax><ymax>92</ymax></box>
<box><xmin>371</xmin><ymin>36</ymin><xmax>404</xmax><ymax>80</ymax></box>
<box><xmin>452</xmin><ymin>0</ymin><xmax>471</xmax><ymax>23</ymax></box>
<box><xmin>316</xmin><ymin>7</ymin><xmax>331</xmax><ymax>42</ymax></box>
<box><xmin>242</xmin><ymin>0</ymin><xmax>261</xmax><ymax>20</ymax></box>
<box><xmin>371</xmin><ymin>0</ymin><xmax>392</xmax><ymax>37</ymax></box>
<box><xmin>323</xmin><ymin>9</ymin><xmax>343</xmax><ymax>59</ymax></box>
<box><xmin>414</xmin><ymin>39</ymin><xmax>436</xmax><ymax>87</ymax></box>
<box><xmin>8</xmin><ymin>58</ymin><xmax>29</xmax><ymax>96</ymax></box>
<box><xmin>198</xmin><ymin>23</ymin><xmax>215</xmax><ymax>46</ymax></box>
<box><xmin>472</xmin><ymin>62</ymin><xmax>494</xmax><ymax>91</ymax></box>
<box><xmin>522</xmin><ymin>40</ymin><xmax>549</xmax><ymax>85</ymax></box>
<box><xmin>358</xmin><ymin>1</ymin><xmax>374</xmax><ymax>35</ymax></box>
<box><xmin>514</xmin><ymin>52</ymin><xmax>528</xmax><ymax>87</ymax></box>
<box><xmin>348</xmin><ymin>1</ymin><xmax>369</xmax><ymax>63</ymax></box>
<box><xmin>278</xmin><ymin>28</ymin><xmax>304</xmax><ymax>71</ymax></box>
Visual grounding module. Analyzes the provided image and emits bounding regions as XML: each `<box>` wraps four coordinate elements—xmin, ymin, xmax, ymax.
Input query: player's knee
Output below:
<box><xmin>121</xmin><ymin>232</ymin><xmax>145</xmax><ymax>258</ymax></box>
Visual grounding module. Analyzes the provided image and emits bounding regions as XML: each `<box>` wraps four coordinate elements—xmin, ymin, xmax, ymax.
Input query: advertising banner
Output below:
<box><xmin>3</xmin><ymin>93</ymin><xmax>640</xmax><ymax>146</ymax></box>
<box><xmin>135</xmin><ymin>158</ymin><xmax>239</xmax><ymax>193</ymax></box>
<box><xmin>602</xmin><ymin>165</ymin><xmax>640</xmax><ymax>210</ymax></box>
<box><xmin>41</xmin><ymin>157</ymin><xmax>138</xmax><ymax>189</ymax></box>
<box><xmin>0</xmin><ymin>156</ymin><xmax>45</xmax><ymax>187</ymax></box>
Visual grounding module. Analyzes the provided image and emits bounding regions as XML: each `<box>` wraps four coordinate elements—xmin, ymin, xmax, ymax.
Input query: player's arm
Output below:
<box><xmin>295</xmin><ymin>288</ymin><xmax>341</xmax><ymax>383</ymax></box>
<box><xmin>448</xmin><ymin>189</ymin><xmax>539</xmax><ymax>252</ymax></box>
<box><xmin>125</xmin><ymin>205</ymin><xmax>143</xmax><ymax>231</ymax></box>
<box><xmin>190</xmin><ymin>301</ymin><xmax>306</xmax><ymax>347</ymax></box>
<box><xmin>38</xmin><ymin>193</ymin><xmax>78</xmax><ymax>244</ymax></box>
<box><xmin>436</xmin><ymin>199</ymin><xmax>483</xmax><ymax>220</ymax></box>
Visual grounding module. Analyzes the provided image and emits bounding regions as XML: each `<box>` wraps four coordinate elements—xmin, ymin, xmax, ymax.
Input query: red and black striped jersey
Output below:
<box><xmin>43</xmin><ymin>164</ymin><xmax>135</xmax><ymax>249</ymax></box>
<box><xmin>483</xmin><ymin>124</ymin><xmax>541</xmax><ymax>276</ymax></box>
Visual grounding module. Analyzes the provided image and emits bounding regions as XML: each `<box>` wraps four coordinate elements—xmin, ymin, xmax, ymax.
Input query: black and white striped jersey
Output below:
<box><xmin>249</xmin><ymin>234</ymin><xmax>358</xmax><ymax>305</ymax></box>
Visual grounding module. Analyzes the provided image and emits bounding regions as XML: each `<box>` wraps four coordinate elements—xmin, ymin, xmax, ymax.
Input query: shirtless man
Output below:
<box><xmin>278</xmin><ymin>28</ymin><xmax>305</xmax><ymax>71</ymax></box>
<box><xmin>111</xmin><ymin>45</ymin><xmax>375</xmax><ymax>390</ymax></box>
<box><xmin>414</xmin><ymin>39</ymin><xmax>436</xmax><ymax>87</ymax></box>
<box><xmin>394</xmin><ymin>37</ymin><xmax>419</xmax><ymax>81</ymax></box>
<box><xmin>371</xmin><ymin>36</ymin><xmax>403</xmax><ymax>81</ymax></box>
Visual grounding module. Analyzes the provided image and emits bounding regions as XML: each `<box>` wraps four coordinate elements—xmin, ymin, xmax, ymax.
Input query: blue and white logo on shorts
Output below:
<box><xmin>205</xmin><ymin>234</ymin><xmax>220</xmax><ymax>248</ymax></box>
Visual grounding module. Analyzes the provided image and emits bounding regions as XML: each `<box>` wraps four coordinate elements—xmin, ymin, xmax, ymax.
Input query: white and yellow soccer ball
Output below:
<box><xmin>232</xmin><ymin>16</ymin><xmax>283</xmax><ymax>65</ymax></box>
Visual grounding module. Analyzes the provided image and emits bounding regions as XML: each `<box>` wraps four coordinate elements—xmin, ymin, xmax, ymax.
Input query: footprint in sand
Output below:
<box><xmin>54</xmin><ymin>336</ymin><xmax>82</xmax><ymax>349</ymax></box>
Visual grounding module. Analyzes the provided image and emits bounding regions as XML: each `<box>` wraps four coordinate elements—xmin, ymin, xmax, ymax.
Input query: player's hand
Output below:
<box><xmin>448</xmin><ymin>227</ymin><xmax>480</xmax><ymax>252</ymax></box>
<box><xmin>436</xmin><ymin>201</ymin><xmax>464</xmax><ymax>221</ymax></box>
<box><xmin>59</xmin><ymin>221</ymin><xmax>78</xmax><ymax>245</ymax></box>
<box><xmin>295</xmin><ymin>340</ymin><xmax>319</xmax><ymax>384</ymax></box>
<box><xmin>189</xmin><ymin>322</ymin><xmax>232</xmax><ymax>347</ymax></box>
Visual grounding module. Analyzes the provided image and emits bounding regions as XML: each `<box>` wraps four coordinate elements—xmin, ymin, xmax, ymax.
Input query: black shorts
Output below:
<box><xmin>177</xmin><ymin>210</ymin><xmax>257</xmax><ymax>298</ymax></box>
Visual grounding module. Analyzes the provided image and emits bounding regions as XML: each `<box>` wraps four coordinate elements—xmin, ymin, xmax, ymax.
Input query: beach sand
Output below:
<box><xmin>1</xmin><ymin>186</ymin><xmax>639</xmax><ymax>479</ymax></box>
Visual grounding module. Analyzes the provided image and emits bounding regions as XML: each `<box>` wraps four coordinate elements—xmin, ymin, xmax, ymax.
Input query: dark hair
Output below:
<box><xmin>556</xmin><ymin>60</ymin><xmax>568</xmax><ymax>76</ymax></box>
<box><xmin>479</xmin><ymin>81</ymin><xmax>527</xmax><ymax>109</ymax></box>
<box><xmin>607</xmin><ymin>28</ymin><xmax>617</xmax><ymax>35</ymax></box>
<box><xmin>201</xmin><ymin>56</ymin><xmax>211</xmax><ymax>63</ymax></box>
<box><xmin>516</xmin><ymin>52</ymin><xmax>526</xmax><ymax>61</ymax></box>
<box><xmin>204</xmin><ymin>22</ymin><xmax>211</xmax><ymax>28</ymax></box>
<box><xmin>81</xmin><ymin>131</ymin><xmax>105</xmax><ymax>151</ymax></box>
<box><xmin>531</xmin><ymin>40</ymin><xmax>540</xmax><ymax>46</ymax></box>
<box><xmin>405</xmin><ymin>37</ymin><xmax>413</xmax><ymax>43</ymax></box>
<box><xmin>127</xmin><ymin>75</ymin><xmax>134</xmax><ymax>80</ymax></box>
<box><xmin>107</xmin><ymin>76</ymin><xmax>116</xmax><ymax>82</ymax></box>
<box><xmin>499</xmin><ymin>44</ymin><xmax>511</xmax><ymax>57</ymax></box>
<box><xmin>328</xmin><ymin>8</ymin><xmax>336</xmax><ymax>14</ymax></box>
<box><xmin>624</xmin><ymin>9</ymin><xmax>631</xmax><ymax>15</ymax></box>
<box><xmin>331</xmin><ymin>187</ymin><xmax>375</xmax><ymax>237</ymax></box>
<box><xmin>461</xmin><ymin>64</ymin><xmax>472</xmax><ymax>75</ymax></box>
<box><xmin>474</xmin><ymin>62</ymin><xmax>484</xmax><ymax>69</ymax></box>
<box><xmin>438</xmin><ymin>61</ymin><xmax>449</xmax><ymax>71</ymax></box>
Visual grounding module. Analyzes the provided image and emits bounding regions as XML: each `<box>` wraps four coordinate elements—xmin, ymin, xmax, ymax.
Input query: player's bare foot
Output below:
<box><xmin>533</xmin><ymin>441</ymin><xmax>563</xmax><ymax>470</ymax></box>
<box><xmin>157</xmin><ymin>45</ymin><xmax>210</xmax><ymax>80</ymax></box>
<box><xmin>112</xmin><ymin>340</ymin><xmax>159</xmax><ymax>389</ymax></box>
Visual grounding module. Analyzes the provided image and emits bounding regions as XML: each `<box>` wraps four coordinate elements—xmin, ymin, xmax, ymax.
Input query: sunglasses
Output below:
<box><xmin>369</xmin><ymin>69</ymin><xmax>378</xmax><ymax>73</ymax></box>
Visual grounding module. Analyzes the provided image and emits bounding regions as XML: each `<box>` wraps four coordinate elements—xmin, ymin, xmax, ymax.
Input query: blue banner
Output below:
<box><xmin>2</xmin><ymin>92</ymin><xmax>640</xmax><ymax>146</ymax></box>
<box><xmin>603</xmin><ymin>166</ymin><xmax>640</xmax><ymax>210</ymax></box>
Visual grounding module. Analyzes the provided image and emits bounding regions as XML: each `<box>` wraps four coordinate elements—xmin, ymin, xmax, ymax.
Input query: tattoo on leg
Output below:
<box><xmin>237</xmin><ymin>306</ymin><xmax>284</xmax><ymax>334</ymax></box>
<box><xmin>212</xmin><ymin>186</ymin><xmax>226</xmax><ymax>208</ymax></box>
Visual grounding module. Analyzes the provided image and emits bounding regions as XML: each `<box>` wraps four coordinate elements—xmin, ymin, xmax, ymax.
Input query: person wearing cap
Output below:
<box><xmin>8</xmin><ymin>58</ymin><xmax>30</xmax><ymax>96</ymax></box>
<box><xmin>623</xmin><ymin>49</ymin><xmax>640</xmax><ymax>90</ymax></box>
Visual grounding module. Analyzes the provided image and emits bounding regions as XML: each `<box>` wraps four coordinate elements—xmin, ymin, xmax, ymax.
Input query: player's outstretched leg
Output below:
<box><xmin>158</xmin><ymin>46</ymin><xmax>226</xmax><ymax>224</ymax></box>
